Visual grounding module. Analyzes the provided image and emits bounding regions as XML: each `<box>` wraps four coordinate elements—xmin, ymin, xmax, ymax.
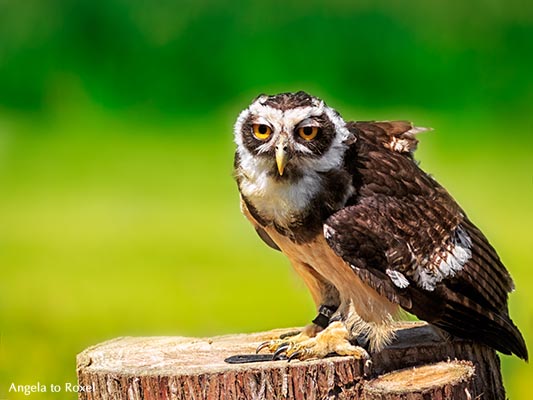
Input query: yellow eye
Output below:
<box><xmin>297</xmin><ymin>126</ymin><xmax>320</xmax><ymax>141</ymax></box>
<box><xmin>252</xmin><ymin>124</ymin><xmax>272</xmax><ymax>140</ymax></box>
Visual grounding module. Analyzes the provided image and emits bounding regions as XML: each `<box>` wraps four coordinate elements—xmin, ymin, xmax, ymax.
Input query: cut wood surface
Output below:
<box><xmin>362</xmin><ymin>360</ymin><xmax>476</xmax><ymax>399</ymax></box>
<box><xmin>76</xmin><ymin>321</ymin><xmax>505</xmax><ymax>400</ymax></box>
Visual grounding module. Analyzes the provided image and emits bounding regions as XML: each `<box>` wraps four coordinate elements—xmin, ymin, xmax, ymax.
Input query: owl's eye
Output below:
<box><xmin>297</xmin><ymin>126</ymin><xmax>320</xmax><ymax>141</ymax></box>
<box><xmin>252</xmin><ymin>124</ymin><xmax>272</xmax><ymax>140</ymax></box>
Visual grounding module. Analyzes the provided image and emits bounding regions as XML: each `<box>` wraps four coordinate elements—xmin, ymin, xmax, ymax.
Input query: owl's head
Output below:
<box><xmin>234</xmin><ymin>91</ymin><xmax>353</xmax><ymax>181</ymax></box>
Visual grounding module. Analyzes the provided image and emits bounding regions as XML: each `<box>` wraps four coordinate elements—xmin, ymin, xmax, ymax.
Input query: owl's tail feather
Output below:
<box><xmin>437</xmin><ymin>300</ymin><xmax>528</xmax><ymax>361</ymax></box>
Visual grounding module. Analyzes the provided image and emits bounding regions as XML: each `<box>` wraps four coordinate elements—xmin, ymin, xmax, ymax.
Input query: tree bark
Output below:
<box><xmin>76</xmin><ymin>321</ymin><xmax>505</xmax><ymax>400</ymax></box>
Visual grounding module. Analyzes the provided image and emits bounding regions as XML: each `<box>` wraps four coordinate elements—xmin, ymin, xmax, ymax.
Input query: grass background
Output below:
<box><xmin>0</xmin><ymin>1</ymin><xmax>531</xmax><ymax>399</ymax></box>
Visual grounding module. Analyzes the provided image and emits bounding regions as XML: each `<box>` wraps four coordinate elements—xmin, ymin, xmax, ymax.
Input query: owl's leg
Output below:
<box><xmin>289</xmin><ymin>261</ymin><xmax>341</xmax><ymax>335</ymax></box>
<box><xmin>256</xmin><ymin>262</ymin><xmax>344</xmax><ymax>358</ymax></box>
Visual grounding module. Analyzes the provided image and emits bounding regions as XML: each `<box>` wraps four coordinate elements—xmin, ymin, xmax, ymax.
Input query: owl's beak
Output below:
<box><xmin>275</xmin><ymin>136</ymin><xmax>290</xmax><ymax>176</ymax></box>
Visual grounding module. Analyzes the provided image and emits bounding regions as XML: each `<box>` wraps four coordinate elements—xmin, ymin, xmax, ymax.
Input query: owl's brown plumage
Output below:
<box><xmin>233</xmin><ymin>91</ymin><xmax>527</xmax><ymax>360</ymax></box>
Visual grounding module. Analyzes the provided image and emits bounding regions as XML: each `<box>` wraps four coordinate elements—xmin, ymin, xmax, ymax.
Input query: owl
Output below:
<box><xmin>232</xmin><ymin>91</ymin><xmax>527</xmax><ymax>361</ymax></box>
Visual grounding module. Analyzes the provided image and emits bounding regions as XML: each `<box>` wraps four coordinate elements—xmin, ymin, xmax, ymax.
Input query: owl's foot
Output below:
<box><xmin>256</xmin><ymin>323</ymin><xmax>322</xmax><ymax>358</ymax></box>
<box><xmin>257</xmin><ymin>321</ymin><xmax>370</xmax><ymax>361</ymax></box>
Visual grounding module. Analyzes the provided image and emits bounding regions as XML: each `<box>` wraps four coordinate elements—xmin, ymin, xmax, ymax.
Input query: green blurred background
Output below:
<box><xmin>0</xmin><ymin>0</ymin><xmax>531</xmax><ymax>398</ymax></box>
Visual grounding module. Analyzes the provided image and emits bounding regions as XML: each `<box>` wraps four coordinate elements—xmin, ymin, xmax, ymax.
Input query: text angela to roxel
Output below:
<box><xmin>9</xmin><ymin>382</ymin><xmax>95</xmax><ymax>396</ymax></box>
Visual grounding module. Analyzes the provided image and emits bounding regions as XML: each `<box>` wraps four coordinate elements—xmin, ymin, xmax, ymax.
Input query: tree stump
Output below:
<box><xmin>76</xmin><ymin>322</ymin><xmax>505</xmax><ymax>400</ymax></box>
<box><xmin>362</xmin><ymin>361</ymin><xmax>476</xmax><ymax>399</ymax></box>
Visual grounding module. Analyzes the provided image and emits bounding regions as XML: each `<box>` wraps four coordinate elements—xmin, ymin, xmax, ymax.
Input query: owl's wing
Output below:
<box><xmin>324</xmin><ymin>194</ymin><xmax>528</xmax><ymax>360</ymax></box>
<box><xmin>239</xmin><ymin>196</ymin><xmax>281</xmax><ymax>251</ymax></box>
<box><xmin>350</xmin><ymin>121</ymin><xmax>430</xmax><ymax>154</ymax></box>
<box><xmin>255</xmin><ymin>226</ymin><xmax>281</xmax><ymax>251</ymax></box>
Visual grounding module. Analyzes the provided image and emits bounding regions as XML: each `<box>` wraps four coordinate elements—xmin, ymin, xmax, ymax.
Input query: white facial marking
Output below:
<box><xmin>299</xmin><ymin>117</ymin><xmax>321</xmax><ymax>127</ymax></box>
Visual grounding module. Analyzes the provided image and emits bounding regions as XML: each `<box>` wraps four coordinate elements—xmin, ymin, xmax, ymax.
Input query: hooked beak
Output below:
<box><xmin>275</xmin><ymin>136</ymin><xmax>291</xmax><ymax>176</ymax></box>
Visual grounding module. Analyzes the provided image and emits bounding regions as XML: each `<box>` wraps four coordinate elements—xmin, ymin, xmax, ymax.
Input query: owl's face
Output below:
<box><xmin>234</xmin><ymin>92</ymin><xmax>352</xmax><ymax>181</ymax></box>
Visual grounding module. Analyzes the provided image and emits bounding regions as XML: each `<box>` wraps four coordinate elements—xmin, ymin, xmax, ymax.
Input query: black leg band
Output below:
<box><xmin>312</xmin><ymin>305</ymin><xmax>338</xmax><ymax>329</ymax></box>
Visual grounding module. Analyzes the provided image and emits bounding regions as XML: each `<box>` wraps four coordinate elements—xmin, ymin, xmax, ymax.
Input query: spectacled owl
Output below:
<box><xmin>232</xmin><ymin>91</ymin><xmax>527</xmax><ymax>361</ymax></box>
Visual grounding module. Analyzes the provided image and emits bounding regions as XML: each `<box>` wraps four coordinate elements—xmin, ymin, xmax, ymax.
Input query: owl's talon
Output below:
<box><xmin>256</xmin><ymin>341</ymin><xmax>271</xmax><ymax>354</ymax></box>
<box><xmin>273</xmin><ymin>343</ymin><xmax>290</xmax><ymax>360</ymax></box>
<box><xmin>287</xmin><ymin>350</ymin><xmax>304</xmax><ymax>362</ymax></box>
